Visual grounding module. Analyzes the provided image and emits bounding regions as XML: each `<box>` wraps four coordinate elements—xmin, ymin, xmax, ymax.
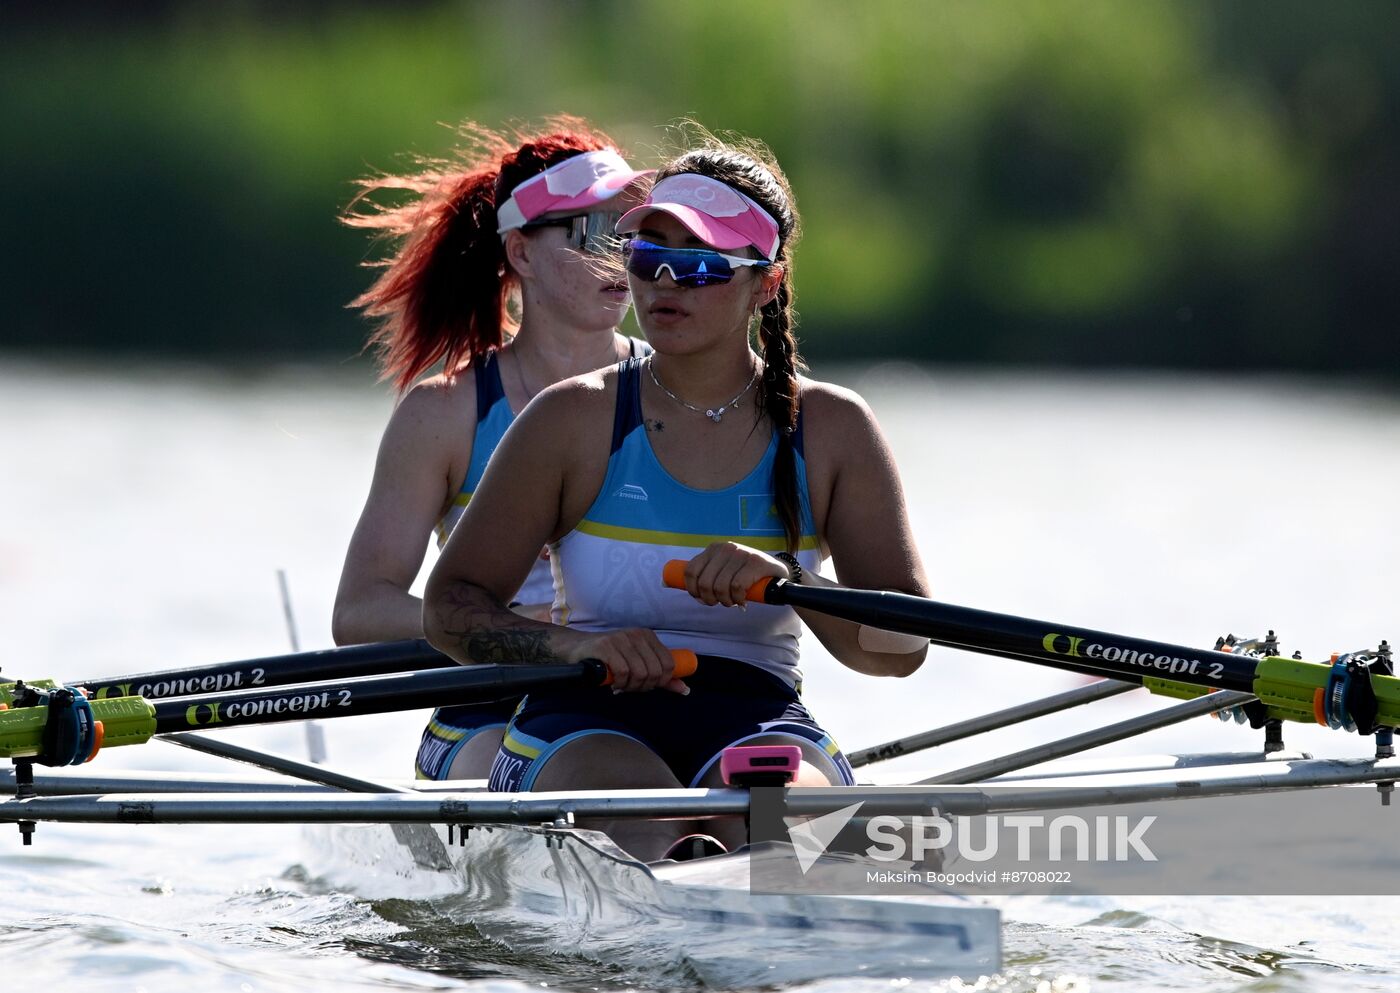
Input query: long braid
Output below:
<box><xmin>653</xmin><ymin>137</ymin><xmax>806</xmax><ymax>552</ymax></box>
<box><xmin>756</xmin><ymin>279</ymin><xmax>805</xmax><ymax>552</ymax></box>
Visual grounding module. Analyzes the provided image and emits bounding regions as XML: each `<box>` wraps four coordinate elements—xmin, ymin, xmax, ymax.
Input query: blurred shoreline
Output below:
<box><xmin>6</xmin><ymin>1</ymin><xmax>1398</xmax><ymax>373</ymax></box>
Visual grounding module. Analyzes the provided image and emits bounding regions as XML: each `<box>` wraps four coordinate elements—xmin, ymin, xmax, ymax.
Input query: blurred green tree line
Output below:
<box><xmin>3</xmin><ymin>1</ymin><xmax>1396</xmax><ymax>374</ymax></box>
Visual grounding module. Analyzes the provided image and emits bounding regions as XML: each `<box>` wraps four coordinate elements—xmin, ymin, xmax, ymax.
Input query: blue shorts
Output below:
<box><xmin>487</xmin><ymin>656</ymin><xmax>855</xmax><ymax>791</ymax></box>
<box><xmin>415</xmin><ymin>698</ymin><xmax>522</xmax><ymax>780</ymax></box>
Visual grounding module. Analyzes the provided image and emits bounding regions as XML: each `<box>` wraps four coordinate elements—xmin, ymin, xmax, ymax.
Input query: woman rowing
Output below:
<box><xmin>331</xmin><ymin>119</ymin><xmax>652</xmax><ymax>781</ymax></box>
<box><xmin>423</xmin><ymin>135</ymin><xmax>930</xmax><ymax>859</ymax></box>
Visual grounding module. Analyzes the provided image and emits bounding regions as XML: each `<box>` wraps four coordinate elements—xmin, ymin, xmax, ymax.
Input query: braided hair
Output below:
<box><xmin>651</xmin><ymin>142</ymin><xmax>807</xmax><ymax>553</ymax></box>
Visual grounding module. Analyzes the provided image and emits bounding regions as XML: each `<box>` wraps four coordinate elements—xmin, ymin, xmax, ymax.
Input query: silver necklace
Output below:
<box><xmin>647</xmin><ymin>358</ymin><xmax>758</xmax><ymax>423</ymax></box>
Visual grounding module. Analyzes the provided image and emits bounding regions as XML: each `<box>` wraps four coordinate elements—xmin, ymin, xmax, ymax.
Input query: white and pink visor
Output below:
<box><xmin>615</xmin><ymin>173</ymin><xmax>781</xmax><ymax>261</ymax></box>
<box><xmin>496</xmin><ymin>148</ymin><xmax>652</xmax><ymax>234</ymax></box>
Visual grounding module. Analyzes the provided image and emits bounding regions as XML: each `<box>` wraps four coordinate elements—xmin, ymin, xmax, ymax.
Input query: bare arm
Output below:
<box><xmin>678</xmin><ymin>383</ymin><xmax>929</xmax><ymax>676</ymax></box>
<box><xmin>332</xmin><ymin>380</ymin><xmax>468</xmax><ymax>645</ymax></box>
<box><xmin>424</xmin><ymin>378</ymin><xmax>686</xmax><ymax>693</ymax></box>
<box><xmin>806</xmin><ymin>385</ymin><xmax>930</xmax><ymax>674</ymax></box>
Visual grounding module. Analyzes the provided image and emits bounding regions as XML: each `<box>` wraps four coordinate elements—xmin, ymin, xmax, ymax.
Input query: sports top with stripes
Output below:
<box><xmin>435</xmin><ymin>339</ymin><xmax>651</xmax><ymax>606</ymax></box>
<box><xmin>547</xmin><ymin>356</ymin><xmax>820</xmax><ymax>687</ymax></box>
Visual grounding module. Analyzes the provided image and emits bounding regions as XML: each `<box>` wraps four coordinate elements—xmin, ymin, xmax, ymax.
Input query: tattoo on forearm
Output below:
<box><xmin>462</xmin><ymin>628</ymin><xmax>556</xmax><ymax>664</ymax></box>
<box><xmin>434</xmin><ymin>581</ymin><xmax>562</xmax><ymax>664</ymax></box>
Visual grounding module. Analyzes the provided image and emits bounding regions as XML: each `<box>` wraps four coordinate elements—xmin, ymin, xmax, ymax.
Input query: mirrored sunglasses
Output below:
<box><xmin>622</xmin><ymin>238</ymin><xmax>771</xmax><ymax>288</ymax></box>
<box><xmin>520</xmin><ymin>211</ymin><xmax>622</xmax><ymax>255</ymax></box>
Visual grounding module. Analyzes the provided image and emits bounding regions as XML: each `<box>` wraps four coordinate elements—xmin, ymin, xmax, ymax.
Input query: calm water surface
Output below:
<box><xmin>3</xmin><ymin>358</ymin><xmax>1399</xmax><ymax>992</ymax></box>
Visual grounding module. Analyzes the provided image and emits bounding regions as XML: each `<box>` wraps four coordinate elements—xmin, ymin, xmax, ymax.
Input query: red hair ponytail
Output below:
<box><xmin>345</xmin><ymin>117</ymin><xmax>624</xmax><ymax>391</ymax></box>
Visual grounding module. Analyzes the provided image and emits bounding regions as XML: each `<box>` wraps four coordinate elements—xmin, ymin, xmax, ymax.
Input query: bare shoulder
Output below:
<box><xmin>796</xmin><ymin>376</ymin><xmax>901</xmax><ymax>532</ymax></box>
<box><xmin>514</xmin><ymin>363</ymin><xmax>619</xmax><ymax>438</ymax></box>
<box><xmin>797</xmin><ymin>376</ymin><xmax>884</xmax><ymax>445</ymax></box>
<box><xmin>370</xmin><ymin>369</ymin><xmax>472</xmax><ymax>460</ymax></box>
<box><xmin>538</xmin><ymin>362</ymin><xmax>617</xmax><ymax>402</ymax></box>
<box><xmin>366</xmin><ymin>368</ymin><xmax>480</xmax><ymax>488</ymax></box>
<box><xmin>796</xmin><ymin>376</ymin><xmax>923</xmax><ymax>596</ymax></box>
<box><xmin>389</xmin><ymin>369</ymin><xmax>476</xmax><ymax>436</ymax></box>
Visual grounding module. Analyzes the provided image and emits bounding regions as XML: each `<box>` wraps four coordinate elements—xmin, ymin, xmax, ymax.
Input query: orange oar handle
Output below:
<box><xmin>661</xmin><ymin>559</ymin><xmax>777</xmax><ymax>604</ymax></box>
<box><xmin>597</xmin><ymin>648</ymin><xmax>698</xmax><ymax>687</ymax></box>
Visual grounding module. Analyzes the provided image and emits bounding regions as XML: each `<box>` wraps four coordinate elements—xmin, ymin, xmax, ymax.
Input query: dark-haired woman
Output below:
<box><xmin>332</xmin><ymin>119</ymin><xmax>651</xmax><ymax>781</ymax></box>
<box><xmin>424</xmin><ymin>138</ymin><xmax>929</xmax><ymax>859</ymax></box>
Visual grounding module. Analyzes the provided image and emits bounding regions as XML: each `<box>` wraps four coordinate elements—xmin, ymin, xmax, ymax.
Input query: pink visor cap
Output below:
<box><xmin>616</xmin><ymin>174</ymin><xmax>781</xmax><ymax>261</ymax></box>
<box><xmin>496</xmin><ymin>149</ymin><xmax>652</xmax><ymax>234</ymax></box>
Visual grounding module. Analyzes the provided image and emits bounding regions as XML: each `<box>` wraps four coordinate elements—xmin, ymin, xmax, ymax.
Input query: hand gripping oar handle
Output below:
<box><xmin>661</xmin><ymin>558</ymin><xmax>1400</xmax><ymax>733</ymax></box>
<box><xmin>598</xmin><ymin>649</ymin><xmax>698</xmax><ymax>687</ymax></box>
<box><xmin>0</xmin><ymin>651</ymin><xmax>699</xmax><ymax>763</ymax></box>
<box><xmin>661</xmin><ymin>560</ymin><xmax>778</xmax><ymax>603</ymax></box>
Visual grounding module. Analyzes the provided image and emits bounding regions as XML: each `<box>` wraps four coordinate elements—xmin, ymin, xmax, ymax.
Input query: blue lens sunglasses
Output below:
<box><xmin>623</xmin><ymin>238</ymin><xmax>771</xmax><ymax>288</ymax></box>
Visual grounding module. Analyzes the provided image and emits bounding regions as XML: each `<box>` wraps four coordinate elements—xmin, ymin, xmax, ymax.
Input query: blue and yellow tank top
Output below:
<box><xmin>431</xmin><ymin>350</ymin><xmax>550</xmax><ymax>604</ymax></box>
<box><xmin>435</xmin><ymin>341</ymin><xmax>650</xmax><ymax>606</ymax></box>
<box><xmin>548</xmin><ymin>357</ymin><xmax>821</xmax><ymax>687</ymax></box>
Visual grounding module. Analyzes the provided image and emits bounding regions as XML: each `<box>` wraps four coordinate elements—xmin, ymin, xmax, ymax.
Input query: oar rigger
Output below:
<box><xmin>1328</xmin><ymin>642</ymin><xmax>1394</xmax><ymax>756</ymax></box>
<box><xmin>1206</xmin><ymin>632</ymin><xmax>1286</xmax><ymax>749</ymax></box>
<box><xmin>2</xmin><ymin>681</ymin><xmax>105</xmax><ymax>768</ymax></box>
<box><xmin>1202</xmin><ymin>638</ymin><xmax>1397</xmax><ymax>756</ymax></box>
<box><xmin>3</xmin><ymin>677</ymin><xmax>158</xmax><ymax>844</ymax></box>
<box><xmin>2</xmin><ymin>678</ymin><xmax>160</xmax><ymax>765</ymax></box>
<box><xmin>2</xmin><ymin>679</ymin><xmax>112</xmax><ymax>845</ymax></box>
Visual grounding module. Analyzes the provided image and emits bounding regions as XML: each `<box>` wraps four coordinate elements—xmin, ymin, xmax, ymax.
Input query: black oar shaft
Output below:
<box><xmin>148</xmin><ymin>662</ymin><xmax>606</xmax><ymax>735</ymax></box>
<box><xmin>761</xmin><ymin>582</ymin><xmax>1260</xmax><ymax>693</ymax></box>
<box><xmin>75</xmin><ymin>639</ymin><xmax>450</xmax><ymax>700</ymax></box>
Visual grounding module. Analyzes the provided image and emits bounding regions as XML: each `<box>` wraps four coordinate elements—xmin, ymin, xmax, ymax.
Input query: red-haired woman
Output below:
<box><xmin>423</xmin><ymin>136</ymin><xmax>930</xmax><ymax>859</ymax></box>
<box><xmin>332</xmin><ymin>119</ymin><xmax>651</xmax><ymax>781</ymax></box>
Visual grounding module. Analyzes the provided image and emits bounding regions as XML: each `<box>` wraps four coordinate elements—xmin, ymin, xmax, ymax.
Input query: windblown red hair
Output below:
<box><xmin>345</xmin><ymin>117</ymin><xmax>625</xmax><ymax>391</ymax></box>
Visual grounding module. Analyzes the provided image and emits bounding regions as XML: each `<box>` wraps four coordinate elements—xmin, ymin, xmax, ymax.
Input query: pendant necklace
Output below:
<box><xmin>647</xmin><ymin>357</ymin><xmax>758</xmax><ymax>423</ymax></box>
